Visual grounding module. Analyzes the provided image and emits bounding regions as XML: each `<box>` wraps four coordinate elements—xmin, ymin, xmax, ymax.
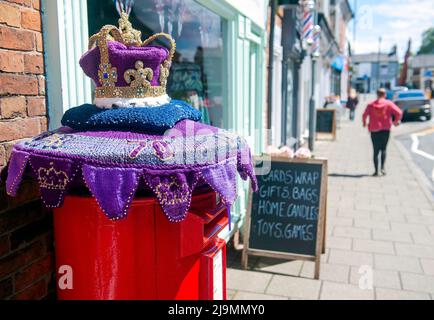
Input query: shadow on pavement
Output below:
<box><xmin>328</xmin><ymin>173</ymin><xmax>369</xmax><ymax>178</ymax></box>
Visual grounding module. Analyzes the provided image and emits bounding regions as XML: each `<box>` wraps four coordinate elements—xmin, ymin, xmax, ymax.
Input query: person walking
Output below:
<box><xmin>362</xmin><ymin>88</ymin><xmax>403</xmax><ymax>176</ymax></box>
<box><xmin>346</xmin><ymin>88</ymin><xmax>359</xmax><ymax>121</ymax></box>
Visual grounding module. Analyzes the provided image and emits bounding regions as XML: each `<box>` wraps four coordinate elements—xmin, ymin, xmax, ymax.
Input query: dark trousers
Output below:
<box><xmin>370</xmin><ymin>130</ymin><xmax>390</xmax><ymax>173</ymax></box>
<box><xmin>349</xmin><ymin>108</ymin><xmax>355</xmax><ymax>121</ymax></box>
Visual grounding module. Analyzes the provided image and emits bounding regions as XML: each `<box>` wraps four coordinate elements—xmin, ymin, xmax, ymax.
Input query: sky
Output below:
<box><xmin>348</xmin><ymin>0</ymin><xmax>434</xmax><ymax>61</ymax></box>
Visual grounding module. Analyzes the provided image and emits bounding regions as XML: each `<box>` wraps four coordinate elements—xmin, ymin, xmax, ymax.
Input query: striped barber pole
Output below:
<box><xmin>114</xmin><ymin>0</ymin><xmax>134</xmax><ymax>16</ymax></box>
<box><xmin>311</xmin><ymin>25</ymin><xmax>321</xmax><ymax>58</ymax></box>
<box><xmin>302</xmin><ymin>10</ymin><xmax>314</xmax><ymax>47</ymax></box>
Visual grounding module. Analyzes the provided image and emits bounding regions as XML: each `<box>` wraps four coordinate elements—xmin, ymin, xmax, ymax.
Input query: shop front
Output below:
<box><xmin>269</xmin><ymin>6</ymin><xmax>302</xmax><ymax>149</ymax></box>
<box><xmin>42</xmin><ymin>0</ymin><xmax>268</xmax><ymax>238</ymax></box>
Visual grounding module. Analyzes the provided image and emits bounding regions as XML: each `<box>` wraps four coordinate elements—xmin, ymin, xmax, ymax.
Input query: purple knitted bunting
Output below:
<box><xmin>201</xmin><ymin>159</ymin><xmax>237</xmax><ymax>205</ymax></box>
<box><xmin>6</xmin><ymin>120</ymin><xmax>257</xmax><ymax>221</ymax></box>
<box><xmin>82</xmin><ymin>165</ymin><xmax>142</xmax><ymax>220</ymax></box>
<box><xmin>6</xmin><ymin>150</ymin><xmax>30</xmax><ymax>196</ymax></box>
<box><xmin>142</xmin><ymin>171</ymin><xmax>199</xmax><ymax>222</ymax></box>
<box><xmin>28</xmin><ymin>155</ymin><xmax>77</xmax><ymax>208</ymax></box>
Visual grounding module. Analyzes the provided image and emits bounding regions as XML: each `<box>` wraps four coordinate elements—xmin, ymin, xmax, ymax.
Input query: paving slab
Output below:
<box><xmin>234</xmin><ymin>291</ymin><xmax>288</xmax><ymax>300</ymax></box>
<box><xmin>265</xmin><ymin>275</ymin><xmax>321</xmax><ymax>299</ymax></box>
<box><xmin>227</xmin><ymin>269</ymin><xmax>272</xmax><ymax>293</ymax></box>
<box><xmin>328</xmin><ymin>249</ymin><xmax>374</xmax><ymax>267</ymax></box>
<box><xmin>374</xmin><ymin>254</ymin><xmax>423</xmax><ymax>273</ymax></box>
<box><xmin>254</xmin><ymin>258</ymin><xmax>303</xmax><ymax>277</ymax></box>
<box><xmin>375</xmin><ymin>288</ymin><xmax>431</xmax><ymax>300</ymax></box>
<box><xmin>300</xmin><ymin>262</ymin><xmax>350</xmax><ymax>283</ymax></box>
<box><xmin>400</xmin><ymin>273</ymin><xmax>434</xmax><ymax>293</ymax></box>
<box><xmin>421</xmin><ymin>259</ymin><xmax>434</xmax><ymax>276</ymax></box>
<box><xmin>349</xmin><ymin>266</ymin><xmax>401</xmax><ymax>290</ymax></box>
<box><xmin>353</xmin><ymin>239</ymin><xmax>395</xmax><ymax>255</ymax></box>
<box><xmin>320</xmin><ymin>281</ymin><xmax>374</xmax><ymax>300</ymax></box>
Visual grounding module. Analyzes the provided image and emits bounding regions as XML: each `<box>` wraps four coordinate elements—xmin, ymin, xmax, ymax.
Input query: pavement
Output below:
<box><xmin>226</xmin><ymin>95</ymin><xmax>434</xmax><ymax>300</ymax></box>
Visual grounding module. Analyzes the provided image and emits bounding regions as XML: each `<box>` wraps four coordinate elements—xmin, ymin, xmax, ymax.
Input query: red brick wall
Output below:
<box><xmin>0</xmin><ymin>0</ymin><xmax>54</xmax><ymax>300</ymax></box>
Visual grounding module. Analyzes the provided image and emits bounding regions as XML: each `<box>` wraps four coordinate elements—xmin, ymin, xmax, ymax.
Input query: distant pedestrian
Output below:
<box><xmin>362</xmin><ymin>88</ymin><xmax>403</xmax><ymax>176</ymax></box>
<box><xmin>385</xmin><ymin>82</ymin><xmax>393</xmax><ymax>100</ymax></box>
<box><xmin>346</xmin><ymin>88</ymin><xmax>359</xmax><ymax>121</ymax></box>
<box><xmin>425</xmin><ymin>86</ymin><xmax>433</xmax><ymax>100</ymax></box>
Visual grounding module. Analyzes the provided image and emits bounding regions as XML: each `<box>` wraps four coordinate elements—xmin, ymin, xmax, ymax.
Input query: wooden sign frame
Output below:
<box><xmin>316</xmin><ymin>108</ymin><xmax>337</xmax><ymax>141</ymax></box>
<box><xmin>242</xmin><ymin>156</ymin><xmax>328</xmax><ymax>280</ymax></box>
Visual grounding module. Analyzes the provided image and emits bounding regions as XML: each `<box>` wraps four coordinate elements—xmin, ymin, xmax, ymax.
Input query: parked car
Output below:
<box><xmin>394</xmin><ymin>90</ymin><xmax>432</xmax><ymax>121</ymax></box>
<box><xmin>390</xmin><ymin>86</ymin><xmax>408</xmax><ymax>100</ymax></box>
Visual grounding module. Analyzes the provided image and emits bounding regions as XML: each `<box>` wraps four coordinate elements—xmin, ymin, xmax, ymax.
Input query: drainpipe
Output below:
<box><xmin>307</xmin><ymin>2</ymin><xmax>318</xmax><ymax>151</ymax></box>
<box><xmin>308</xmin><ymin>56</ymin><xmax>317</xmax><ymax>151</ymax></box>
<box><xmin>281</xmin><ymin>57</ymin><xmax>288</xmax><ymax>146</ymax></box>
<box><xmin>267</xmin><ymin>0</ymin><xmax>277</xmax><ymax>143</ymax></box>
<box><xmin>293</xmin><ymin>60</ymin><xmax>301</xmax><ymax>148</ymax></box>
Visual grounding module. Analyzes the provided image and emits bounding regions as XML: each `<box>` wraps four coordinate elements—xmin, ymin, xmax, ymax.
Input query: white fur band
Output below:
<box><xmin>94</xmin><ymin>94</ymin><xmax>171</xmax><ymax>109</ymax></box>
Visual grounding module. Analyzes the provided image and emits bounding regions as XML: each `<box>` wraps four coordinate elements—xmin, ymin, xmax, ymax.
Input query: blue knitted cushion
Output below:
<box><xmin>61</xmin><ymin>100</ymin><xmax>202</xmax><ymax>134</ymax></box>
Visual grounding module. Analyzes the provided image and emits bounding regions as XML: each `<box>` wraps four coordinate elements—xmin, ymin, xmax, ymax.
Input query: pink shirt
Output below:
<box><xmin>362</xmin><ymin>98</ymin><xmax>403</xmax><ymax>132</ymax></box>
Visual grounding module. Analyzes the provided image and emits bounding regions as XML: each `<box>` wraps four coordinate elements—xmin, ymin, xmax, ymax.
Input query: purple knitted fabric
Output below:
<box><xmin>6</xmin><ymin>120</ymin><xmax>257</xmax><ymax>222</ymax></box>
<box><xmin>80</xmin><ymin>41</ymin><xmax>169</xmax><ymax>87</ymax></box>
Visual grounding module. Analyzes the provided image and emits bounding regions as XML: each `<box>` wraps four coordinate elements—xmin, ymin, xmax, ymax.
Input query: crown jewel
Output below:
<box><xmin>80</xmin><ymin>12</ymin><xmax>176</xmax><ymax>100</ymax></box>
<box><xmin>118</xmin><ymin>12</ymin><xmax>142</xmax><ymax>45</ymax></box>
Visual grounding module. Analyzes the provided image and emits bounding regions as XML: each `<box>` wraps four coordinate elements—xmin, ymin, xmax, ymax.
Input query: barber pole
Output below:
<box><xmin>311</xmin><ymin>25</ymin><xmax>321</xmax><ymax>58</ymax></box>
<box><xmin>300</xmin><ymin>0</ymin><xmax>315</xmax><ymax>49</ymax></box>
<box><xmin>302</xmin><ymin>10</ymin><xmax>314</xmax><ymax>48</ymax></box>
<box><xmin>114</xmin><ymin>0</ymin><xmax>134</xmax><ymax>16</ymax></box>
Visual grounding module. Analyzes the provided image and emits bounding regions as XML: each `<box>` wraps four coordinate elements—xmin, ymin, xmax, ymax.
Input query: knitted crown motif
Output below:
<box><xmin>85</xmin><ymin>12</ymin><xmax>176</xmax><ymax>99</ymax></box>
<box><xmin>37</xmin><ymin>162</ymin><xmax>69</xmax><ymax>190</ymax></box>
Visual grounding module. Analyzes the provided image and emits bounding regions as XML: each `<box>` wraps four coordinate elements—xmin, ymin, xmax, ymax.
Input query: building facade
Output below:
<box><xmin>315</xmin><ymin>0</ymin><xmax>352</xmax><ymax>118</ymax></box>
<box><xmin>407</xmin><ymin>54</ymin><xmax>434</xmax><ymax>91</ymax></box>
<box><xmin>351</xmin><ymin>53</ymin><xmax>400</xmax><ymax>93</ymax></box>
<box><xmin>269</xmin><ymin>0</ymin><xmax>352</xmax><ymax>150</ymax></box>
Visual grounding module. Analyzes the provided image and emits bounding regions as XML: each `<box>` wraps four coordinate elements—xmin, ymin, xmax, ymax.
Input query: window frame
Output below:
<box><xmin>42</xmin><ymin>0</ymin><xmax>92</xmax><ymax>130</ymax></box>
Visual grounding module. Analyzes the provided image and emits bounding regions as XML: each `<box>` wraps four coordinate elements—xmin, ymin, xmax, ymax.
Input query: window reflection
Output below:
<box><xmin>87</xmin><ymin>0</ymin><xmax>226</xmax><ymax>127</ymax></box>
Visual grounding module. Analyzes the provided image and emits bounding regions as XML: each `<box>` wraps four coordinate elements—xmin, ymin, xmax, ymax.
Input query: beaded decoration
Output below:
<box><xmin>37</xmin><ymin>162</ymin><xmax>69</xmax><ymax>190</ymax></box>
<box><xmin>124</xmin><ymin>61</ymin><xmax>154</xmax><ymax>88</ymax></box>
<box><xmin>127</xmin><ymin>140</ymin><xmax>148</xmax><ymax>160</ymax></box>
<box><xmin>154</xmin><ymin>178</ymin><xmax>190</xmax><ymax>206</ymax></box>
<box><xmin>152</xmin><ymin>140</ymin><xmax>174</xmax><ymax>162</ymax></box>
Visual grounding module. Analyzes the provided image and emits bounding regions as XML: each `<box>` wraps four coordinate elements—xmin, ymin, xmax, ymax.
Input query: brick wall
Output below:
<box><xmin>0</xmin><ymin>0</ymin><xmax>54</xmax><ymax>300</ymax></box>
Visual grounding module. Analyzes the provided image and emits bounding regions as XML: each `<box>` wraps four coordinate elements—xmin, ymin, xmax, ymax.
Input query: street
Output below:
<box><xmin>395</xmin><ymin>116</ymin><xmax>434</xmax><ymax>195</ymax></box>
<box><xmin>227</xmin><ymin>96</ymin><xmax>434</xmax><ymax>300</ymax></box>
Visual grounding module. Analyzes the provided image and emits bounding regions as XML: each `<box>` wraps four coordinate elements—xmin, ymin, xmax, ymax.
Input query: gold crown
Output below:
<box><xmin>37</xmin><ymin>162</ymin><xmax>69</xmax><ymax>190</ymax></box>
<box><xmin>86</xmin><ymin>12</ymin><xmax>176</xmax><ymax>99</ymax></box>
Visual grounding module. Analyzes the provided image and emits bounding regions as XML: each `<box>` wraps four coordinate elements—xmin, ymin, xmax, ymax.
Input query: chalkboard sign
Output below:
<box><xmin>316</xmin><ymin>109</ymin><xmax>336</xmax><ymax>139</ymax></box>
<box><xmin>242</xmin><ymin>156</ymin><xmax>328</xmax><ymax>279</ymax></box>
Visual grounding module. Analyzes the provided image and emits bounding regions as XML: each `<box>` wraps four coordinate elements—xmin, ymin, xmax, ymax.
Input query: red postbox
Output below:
<box><xmin>53</xmin><ymin>189</ymin><xmax>228</xmax><ymax>300</ymax></box>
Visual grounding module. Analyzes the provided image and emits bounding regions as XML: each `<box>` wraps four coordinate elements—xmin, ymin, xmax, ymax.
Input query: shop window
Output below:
<box><xmin>330</xmin><ymin>69</ymin><xmax>341</xmax><ymax>96</ymax></box>
<box><xmin>87</xmin><ymin>0</ymin><xmax>227</xmax><ymax>128</ymax></box>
